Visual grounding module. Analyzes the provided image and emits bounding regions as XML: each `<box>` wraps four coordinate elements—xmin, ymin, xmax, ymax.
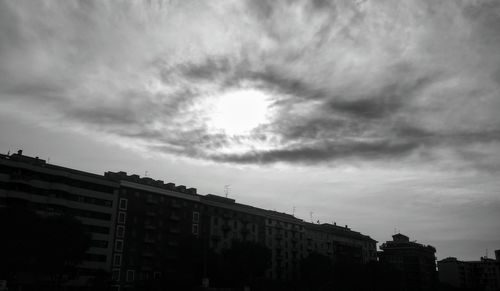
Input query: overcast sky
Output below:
<box><xmin>1</xmin><ymin>0</ymin><xmax>500</xmax><ymax>261</ymax></box>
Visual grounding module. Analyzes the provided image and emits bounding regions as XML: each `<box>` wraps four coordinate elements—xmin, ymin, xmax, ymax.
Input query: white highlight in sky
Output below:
<box><xmin>207</xmin><ymin>88</ymin><xmax>272</xmax><ymax>135</ymax></box>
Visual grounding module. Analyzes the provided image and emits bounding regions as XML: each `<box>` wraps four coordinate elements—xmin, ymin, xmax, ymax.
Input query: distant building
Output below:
<box><xmin>438</xmin><ymin>252</ymin><xmax>500</xmax><ymax>291</ymax></box>
<box><xmin>378</xmin><ymin>233</ymin><xmax>438</xmax><ymax>291</ymax></box>
<box><xmin>0</xmin><ymin>151</ymin><xmax>119</xmax><ymax>287</ymax></box>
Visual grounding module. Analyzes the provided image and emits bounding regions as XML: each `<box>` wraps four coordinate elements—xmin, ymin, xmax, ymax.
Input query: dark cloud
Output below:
<box><xmin>1</xmin><ymin>0</ymin><xmax>500</xmax><ymax>169</ymax></box>
<box><xmin>208</xmin><ymin>139</ymin><xmax>419</xmax><ymax>164</ymax></box>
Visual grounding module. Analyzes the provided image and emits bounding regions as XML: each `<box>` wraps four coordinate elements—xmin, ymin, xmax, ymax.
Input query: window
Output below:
<box><xmin>118</xmin><ymin>212</ymin><xmax>126</xmax><ymax>224</ymax></box>
<box><xmin>116</xmin><ymin>225</ymin><xmax>125</xmax><ymax>238</ymax></box>
<box><xmin>192</xmin><ymin>224</ymin><xmax>199</xmax><ymax>235</ymax></box>
<box><xmin>154</xmin><ymin>272</ymin><xmax>161</xmax><ymax>280</ymax></box>
<box><xmin>115</xmin><ymin>239</ymin><xmax>124</xmax><ymax>252</ymax></box>
<box><xmin>112</xmin><ymin>269</ymin><xmax>120</xmax><ymax>281</ymax></box>
<box><xmin>126</xmin><ymin>270</ymin><xmax>135</xmax><ymax>282</ymax></box>
<box><xmin>113</xmin><ymin>254</ymin><xmax>122</xmax><ymax>266</ymax></box>
<box><xmin>119</xmin><ymin>198</ymin><xmax>128</xmax><ymax>210</ymax></box>
<box><xmin>192</xmin><ymin>211</ymin><xmax>200</xmax><ymax>223</ymax></box>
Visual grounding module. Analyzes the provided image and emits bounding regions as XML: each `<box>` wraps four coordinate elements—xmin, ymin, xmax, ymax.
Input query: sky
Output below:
<box><xmin>1</xmin><ymin>0</ymin><xmax>500</xmax><ymax>261</ymax></box>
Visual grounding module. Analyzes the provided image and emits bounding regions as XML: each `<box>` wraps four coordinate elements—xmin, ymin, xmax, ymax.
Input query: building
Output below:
<box><xmin>1</xmin><ymin>151</ymin><xmax>378</xmax><ymax>289</ymax></box>
<box><xmin>438</xmin><ymin>252</ymin><xmax>500</xmax><ymax>291</ymax></box>
<box><xmin>200</xmin><ymin>194</ymin><xmax>265</xmax><ymax>253</ymax></box>
<box><xmin>378</xmin><ymin>233</ymin><xmax>438</xmax><ymax>291</ymax></box>
<box><xmin>104</xmin><ymin>171</ymin><xmax>203</xmax><ymax>290</ymax></box>
<box><xmin>263</xmin><ymin>210</ymin><xmax>306</xmax><ymax>281</ymax></box>
<box><xmin>303</xmin><ymin>222</ymin><xmax>377</xmax><ymax>264</ymax></box>
<box><xmin>0</xmin><ymin>151</ymin><xmax>119</xmax><ymax>287</ymax></box>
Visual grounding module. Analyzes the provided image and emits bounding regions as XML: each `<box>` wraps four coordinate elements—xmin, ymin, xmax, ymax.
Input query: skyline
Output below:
<box><xmin>1</xmin><ymin>0</ymin><xmax>500</xmax><ymax>262</ymax></box>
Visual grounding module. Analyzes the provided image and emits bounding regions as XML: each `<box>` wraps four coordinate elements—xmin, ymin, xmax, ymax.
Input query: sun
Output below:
<box><xmin>207</xmin><ymin>88</ymin><xmax>273</xmax><ymax>135</ymax></box>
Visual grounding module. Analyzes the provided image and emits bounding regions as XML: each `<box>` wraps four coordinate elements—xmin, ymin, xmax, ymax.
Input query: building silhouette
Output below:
<box><xmin>378</xmin><ymin>233</ymin><xmax>438</xmax><ymax>291</ymax></box>
<box><xmin>1</xmin><ymin>151</ymin><xmax>378</xmax><ymax>290</ymax></box>
<box><xmin>438</xmin><ymin>252</ymin><xmax>500</xmax><ymax>291</ymax></box>
<box><xmin>0</xmin><ymin>151</ymin><xmax>119</xmax><ymax>288</ymax></box>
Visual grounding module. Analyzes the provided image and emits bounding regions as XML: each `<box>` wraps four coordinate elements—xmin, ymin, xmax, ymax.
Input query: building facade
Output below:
<box><xmin>379</xmin><ymin>233</ymin><xmax>438</xmax><ymax>291</ymax></box>
<box><xmin>303</xmin><ymin>222</ymin><xmax>377</xmax><ymax>264</ymax></box>
<box><xmin>438</xmin><ymin>254</ymin><xmax>500</xmax><ymax>291</ymax></box>
<box><xmin>1</xmin><ymin>151</ymin><xmax>379</xmax><ymax>289</ymax></box>
<box><xmin>0</xmin><ymin>151</ymin><xmax>119</xmax><ymax>287</ymax></box>
<box><xmin>104</xmin><ymin>171</ymin><xmax>202</xmax><ymax>290</ymax></box>
<box><xmin>263</xmin><ymin>211</ymin><xmax>306</xmax><ymax>281</ymax></box>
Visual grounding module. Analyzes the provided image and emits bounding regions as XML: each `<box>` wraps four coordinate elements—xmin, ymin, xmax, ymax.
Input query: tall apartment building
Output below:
<box><xmin>438</xmin><ymin>253</ymin><xmax>500</xmax><ymax>291</ymax></box>
<box><xmin>200</xmin><ymin>194</ymin><xmax>265</xmax><ymax>253</ymax></box>
<box><xmin>263</xmin><ymin>211</ymin><xmax>306</xmax><ymax>281</ymax></box>
<box><xmin>0</xmin><ymin>151</ymin><xmax>119</xmax><ymax>286</ymax></box>
<box><xmin>303</xmin><ymin>222</ymin><xmax>377</xmax><ymax>264</ymax></box>
<box><xmin>379</xmin><ymin>233</ymin><xmax>438</xmax><ymax>291</ymax></box>
<box><xmin>104</xmin><ymin>171</ymin><xmax>202</xmax><ymax>290</ymax></box>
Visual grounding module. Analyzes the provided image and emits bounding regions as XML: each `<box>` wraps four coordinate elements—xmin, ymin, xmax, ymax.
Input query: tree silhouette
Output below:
<box><xmin>0</xmin><ymin>206</ymin><xmax>91</xmax><ymax>289</ymax></box>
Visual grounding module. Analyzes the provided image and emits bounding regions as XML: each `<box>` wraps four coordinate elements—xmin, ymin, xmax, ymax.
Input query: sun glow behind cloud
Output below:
<box><xmin>206</xmin><ymin>88</ymin><xmax>273</xmax><ymax>136</ymax></box>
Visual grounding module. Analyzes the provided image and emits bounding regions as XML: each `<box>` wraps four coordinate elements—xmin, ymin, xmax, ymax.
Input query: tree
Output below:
<box><xmin>300</xmin><ymin>252</ymin><xmax>334</xmax><ymax>291</ymax></box>
<box><xmin>38</xmin><ymin>213</ymin><xmax>91</xmax><ymax>288</ymax></box>
<box><xmin>0</xmin><ymin>207</ymin><xmax>91</xmax><ymax>289</ymax></box>
<box><xmin>221</xmin><ymin>241</ymin><xmax>271</xmax><ymax>287</ymax></box>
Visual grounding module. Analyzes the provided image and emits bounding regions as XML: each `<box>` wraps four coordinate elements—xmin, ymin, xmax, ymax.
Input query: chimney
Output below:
<box><xmin>17</xmin><ymin>149</ymin><xmax>23</xmax><ymax>155</ymax></box>
<box><xmin>495</xmin><ymin>249</ymin><xmax>500</xmax><ymax>262</ymax></box>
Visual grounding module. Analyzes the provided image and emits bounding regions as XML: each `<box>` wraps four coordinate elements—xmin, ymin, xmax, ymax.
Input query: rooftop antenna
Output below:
<box><xmin>309</xmin><ymin>211</ymin><xmax>313</xmax><ymax>223</ymax></box>
<box><xmin>486</xmin><ymin>248</ymin><xmax>489</xmax><ymax>258</ymax></box>
<box><xmin>224</xmin><ymin>185</ymin><xmax>230</xmax><ymax>198</ymax></box>
<box><xmin>292</xmin><ymin>206</ymin><xmax>296</xmax><ymax>217</ymax></box>
<box><xmin>145</xmin><ymin>171</ymin><xmax>149</xmax><ymax>177</ymax></box>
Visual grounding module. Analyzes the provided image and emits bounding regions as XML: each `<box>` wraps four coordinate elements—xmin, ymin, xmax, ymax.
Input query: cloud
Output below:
<box><xmin>1</xmin><ymin>0</ymin><xmax>500</xmax><ymax>168</ymax></box>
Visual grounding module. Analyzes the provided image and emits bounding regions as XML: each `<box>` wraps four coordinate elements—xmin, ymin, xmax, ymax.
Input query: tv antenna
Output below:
<box><xmin>224</xmin><ymin>185</ymin><xmax>230</xmax><ymax>198</ymax></box>
<box><xmin>292</xmin><ymin>206</ymin><xmax>296</xmax><ymax>217</ymax></box>
<box><xmin>309</xmin><ymin>211</ymin><xmax>313</xmax><ymax>223</ymax></box>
